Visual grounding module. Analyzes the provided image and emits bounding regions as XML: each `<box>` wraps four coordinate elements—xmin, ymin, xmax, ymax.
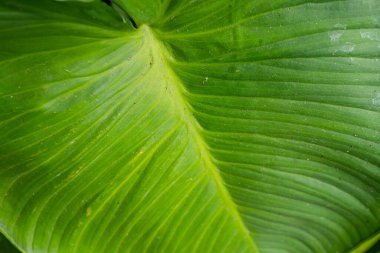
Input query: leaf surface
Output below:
<box><xmin>0</xmin><ymin>0</ymin><xmax>380</xmax><ymax>253</ymax></box>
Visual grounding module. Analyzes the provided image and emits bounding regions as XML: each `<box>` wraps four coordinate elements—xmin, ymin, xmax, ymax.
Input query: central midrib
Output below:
<box><xmin>140</xmin><ymin>25</ymin><xmax>259</xmax><ymax>252</ymax></box>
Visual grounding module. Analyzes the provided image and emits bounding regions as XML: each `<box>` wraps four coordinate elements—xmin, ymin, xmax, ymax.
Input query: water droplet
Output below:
<box><xmin>340</xmin><ymin>43</ymin><xmax>356</xmax><ymax>53</ymax></box>
<box><xmin>360</xmin><ymin>31</ymin><xmax>376</xmax><ymax>40</ymax></box>
<box><xmin>334</xmin><ymin>23</ymin><xmax>347</xmax><ymax>30</ymax></box>
<box><xmin>373</xmin><ymin>92</ymin><xmax>380</xmax><ymax>106</ymax></box>
<box><xmin>328</xmin><ymin>31</ymin><xmax>344</xmax><ymax>42</ymax></box>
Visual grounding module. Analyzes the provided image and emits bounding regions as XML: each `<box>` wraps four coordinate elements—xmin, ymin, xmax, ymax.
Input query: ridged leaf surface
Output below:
<box><xmin>0</xmin><ymin>0</ymin><xmax>380</xmax><ymax>252</ymax></box>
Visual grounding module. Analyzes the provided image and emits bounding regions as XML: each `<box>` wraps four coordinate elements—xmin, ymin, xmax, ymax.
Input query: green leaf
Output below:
<box><xmin>0</xmin><ymin>0</ymin><xmax>379</xmax><ymax>253</ymax></box>
<box><xmin>351</xmin><ymin>232</ymin><xmax>380</xmax><ymax>253</ymax></box>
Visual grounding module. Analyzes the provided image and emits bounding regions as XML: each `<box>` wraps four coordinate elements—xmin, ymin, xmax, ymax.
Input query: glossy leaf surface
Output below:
<box><xmin>0</xmin><ymin>0</ymin><xmax>380</xmax><ymax>252</ymax></box>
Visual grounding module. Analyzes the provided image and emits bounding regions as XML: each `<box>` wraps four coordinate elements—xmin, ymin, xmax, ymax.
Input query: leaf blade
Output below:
<box><xmin>1</xmin><ymin>0</ymin><xmax>380</xmax><ymax>253</ymax></box>
<box><xmin>0</xmin><ymin>1</ymin><xmax>258</xmax><ymax>252</ymax></box>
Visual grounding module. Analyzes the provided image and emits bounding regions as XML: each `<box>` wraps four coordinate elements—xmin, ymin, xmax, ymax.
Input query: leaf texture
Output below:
<box><xmin>0</xmin><ymin>0</ymin><xmax>379</xmax><ymax>253</ymax></box>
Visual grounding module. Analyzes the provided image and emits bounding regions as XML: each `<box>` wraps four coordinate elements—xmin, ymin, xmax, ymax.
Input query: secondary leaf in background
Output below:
<box><xmin>0</xmin><ymin>0</ymin><xmax>379</xmax><ymax>253</ymax></box>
